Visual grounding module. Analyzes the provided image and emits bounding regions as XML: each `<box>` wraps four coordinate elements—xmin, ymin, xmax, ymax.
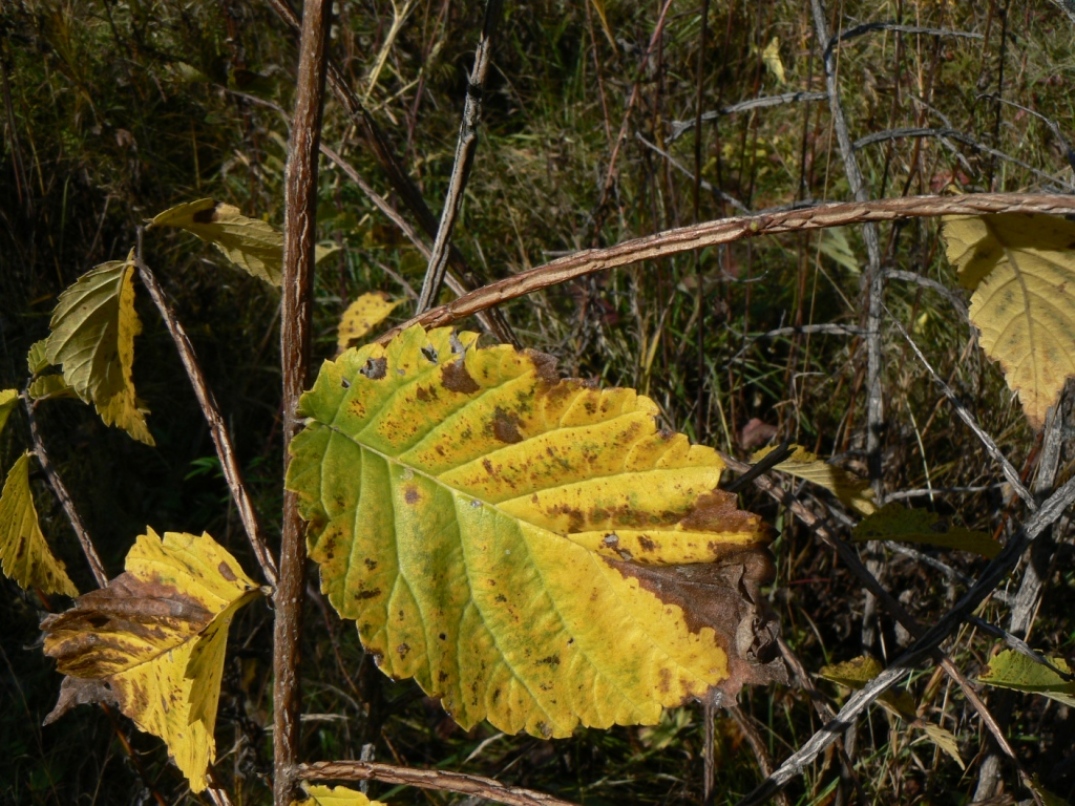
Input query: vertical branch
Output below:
<box><xmin>415</xmin><ymin>0</ymin><xmax>504</xmax><ymax>313</ymax></box>
<box><xmin>275</xmin><ymin>0</ymin><xmax>331</xmax><ymax>803</ymax></box>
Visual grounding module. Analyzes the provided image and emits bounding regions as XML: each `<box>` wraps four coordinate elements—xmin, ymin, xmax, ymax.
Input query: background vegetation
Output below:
<box><xmin>3</xmin><ymin>0</ymin><xmax>1075</xmax><ymax>803</ymax></box>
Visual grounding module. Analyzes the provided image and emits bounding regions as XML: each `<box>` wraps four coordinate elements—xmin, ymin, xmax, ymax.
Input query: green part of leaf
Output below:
<box><xmin>979</xmin><ymin>649</ymin><xmax>1075</xmax><ymax>708</ymax></box>
<box><xmin>0</xmin><ymin>389</ymin><xmax>18</xmax><ymax>437</ymax></box>
<box><xmin>0</xmin><ymin>452</ymin><xmax>79</xmax><ymax>597</ymax></box>
<box><xmin>42</xmin><ymin>254</ymin><xmax>154</xmax><ymax>444</ymax></box>
<box><xmin>852</xmin><ymin>503</ymin><xmax>998</xmax><ymax>558</ymax></box>
<box><xmin>27</xmin><ymin>339</ymin><xmax>51</xmax><ymax>375</ymax></box>
<box><xmin>287</xmin><ymin>325</ymin><xmax>782</xmax><ymax>738</ymax></box>
<box><xmin>28</xmin><ymin>374</ymin><xmax>76</xmax><ymax>401</ymax></box>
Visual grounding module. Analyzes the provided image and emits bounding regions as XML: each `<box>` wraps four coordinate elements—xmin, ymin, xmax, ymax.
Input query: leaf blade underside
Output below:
<box><xmin>286</xmin><ymin>325</ymin><xmax>782</xmax><ymax>739</ymax></box>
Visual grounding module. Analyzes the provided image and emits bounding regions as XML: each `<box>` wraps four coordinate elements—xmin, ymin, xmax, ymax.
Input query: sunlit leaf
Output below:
<box><xmin>753</xmin><ymin>444</ymin><xmax>875</xmax><ymax>515</ymax></box>
<box><xmin>293</xmin><ymin>785</ymin><xmax>388</xmax><ymax>806</ymax></box>
<box><xmin>979</xmin><ymin>649</ymin><xmax>1075</xmax><ymax>708</ymax></box>
<box><xmin>852</xmin><ymin>503</ymin><xmax>998</xmax><ymax>558</ymax></box>
<box><xmin>818</xmin><ymin>227</ymin><xmax>860</xmax><ymax>274</ymax></box>
<box><xmin>42</xmin><ymin>252</ymin><xmax>154</xmax><ymax>444</ymax></box>
<box><xmin>148</xmin><ymin>198</ymin><xmax>284</xmax><ymax>285</ymax></box>
<box><xmin>0</xmin><ymin>388</ymin><xmax>18</xmax><ymax>437</ymax></box>
<box><xmin>28</xmin><ymin>375</ymin><xmax>76</xmax><ymax>401</ymax></box>
<box><xmin>27</xmin><ymin>339</ymin><xmax>50</xmax><ymax>374</ymax></box>
<box><xmin>42</xmin><ymin>529</ymin><xmax>262</xmax><ymax>792</ymax></box>
<box><xmin>287</xmin><ymin>325</ymin><xmax>783</xmax><ymax>739</ymax></box>
<box><xmin>337</xmin><ymin>292</ymin><xmax>402</xmax><ymax>353</ymax></box>
<box><xmin>943</xmin><ymin>214</ymin><xmax>1075</xmax><ymax>428</ymax></box>
<box><xmin>0</xmin><ymin>452</ymin><xmax>78</xmax><ymax>597</ymax></box>
<box><xmin>761</xmin><ymin>37</ymin><xmax>787</xmax><ymax>84</ymax></box>
<box><xmin>819</xmin><ymin>655</ymin><xmax>915</xmax><ymax>720</ymax></box>
<box><xmin>917</xmin><ymin>723</ymin><xmax>965</xmax><ymax>770</ymax></box>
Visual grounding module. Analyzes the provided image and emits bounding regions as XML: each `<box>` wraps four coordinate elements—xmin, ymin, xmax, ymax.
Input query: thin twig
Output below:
<box><xmin>133</xmin><ymin>240</ymin><xmax>278</xmax><ymax>588</ymax></box>
<box><xmin>275</xmin><ymin>0</ymin><xmax>331</xmax><ymax>802</ymax></box>
<box><xmin>889</xmin><ymin>313</ymin><xmax>1035</xmax><ymax>509</ymax></box>
<box><xmin>386</xmin><ymin>193</ymin><xmax>1075</xmax><ymax>339</ymax></box>
<box><xmin>825</xmin><ymin>22</ymin><xmax>983</xmax><ymax>60</ymax></box>
<box><xmin>297</xmin><ymin>761</ymin><xmax>579</xmax><ymax>806</ymax></box>
<box><xmin>884</xmin><ymin>268</ymin><xmax>969</xmax><ymax>319</ymax></box>
<box><xmin>22</xmin><ymin>392</ymin><xmax>108</xmax><ymax>588</ymax></box>
<box><xmin>668</xmin><ymin>91</ymin><xmax>828</xmax><ymax>142</ymax></box>
<box><xmin>415</xmin><ymin>0</ymin><xmax>503</xmax><ymax>313</ymax></box>
<box><xmin>735</xmin><ymin>470</ymin><xmax>1075</xmax><ymax>805</ymax></box>
<box><xmin>635</xmin><ymin>133</ymin><xmax>749</xmax><ymax>213</ymax></box>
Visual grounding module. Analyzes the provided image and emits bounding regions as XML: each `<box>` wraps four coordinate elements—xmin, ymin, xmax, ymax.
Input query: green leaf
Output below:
<box><xmin>852</xmin><ymin>503</ymin><xmax>999</xmax><ymax>558</ymax></box>
<box><xmin>943</xmin><ymin>214</ymin><xmax>1075</xmax><ymax>428</ymax></box>
<box><xmin>27</xmin><ymin>339</ymin><xmax>51</xmax><ymax>374</ymax></box>
<box><xmin>979</xmin><ymin>649</ymin><xmax>1075</xmax><ymax>708</ymax></box>
<box><xmin>42</xmin><ymin>253</ymin><xmax>154</xmax><ymax>444</ymax></box>
<box><xmin>0</xmin><ymin>452</ymin><xmax>78</xmax><ymax>597</ymax></box>
<box><xmin>148</xmin><ymin>198</ymin><xmax>284</xmax><ymax>285</ymax></box>
<box><xmin>287</xmin><ymin>325</ymin><xmax>783</xmax><ymax>738</ymax></box>
<box><xmin>753</xmin><ymin>444</ymin><xmax>875</xmax><ymax>515</ymax></box>
<box><xmin>0</xmin><ymin>389</ymin><xmax>18</xmax><ymax>437</ymax></box>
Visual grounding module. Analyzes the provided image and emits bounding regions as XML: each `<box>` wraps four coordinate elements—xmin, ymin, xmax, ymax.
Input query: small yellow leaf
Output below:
<box><xmin>0</xmin><ymin>452</ymin><xmax>79</xmax><ymax>597</ymax></box>
<box><xmin>28</xmin><ymin>375</ymin><xmax>76</xmax><ymax>401</ymax></box>
<box><xmin>337</xmin><ymin>292</ymin><xmax>402</xmax><ymax>352</ymax></box>
<box><xmin>762</xmin><ymin>37</ymin><xmax>787</xmax><ymax>84</ymax></box>
<box><xmin>979</xmin><ymin>649</ymin><xmax>1075</xmax><ymax>708</ymax></box>
<box><xmin>293</xmin><ymin>785</ymin><xmax>388</xmax><ymax>806</ymax></box>
<box><xmin>27</xmin><ymin>339</ymin><xmax>51</xmax><ymax>374</ymax></box>
<box><xmin>753</xmin><ymin>445</ymin><xmax>875</xmax><ymax>515</ymax></box>
<box><xmin>916</xmin><ymin>723</ymin><xmax>964</xmax><ymax>770</ymax></box>
<box><xmin>42</xmin><ymin>529</ymin><xmax>262</xmax><ymax>792</ymax></box>
<box><xmin>287</xmin><ymin>325</ymin><xmax>783</xmax><ymax>739</ymax></box>
<box><xmin>943</xmin><ymin>214</ymin><xmax>1075</xmax><ymax>428</ymax></box>
<box><xmin>0</xmin><ymin>388</ymin><xmax>18</xmax><ymax>437</ymax></box>
<box><xmin>149</xmin><ymin>198</ymin><xmax>284</xmax><ymax>285</ymax></box>
<box><xmin>852</xmin><ymin>503</ymin><xmax>999</xmax><ymax>558</ymax></box>
<box><xmin>43</xmin><ymin>252</ymin><xmax>154</xmax><ymax>445</ymax></box>
<box><xmin>819</xmin><ymin>656</ymin><xmax>917</xmax><ymax>720</ymax></box>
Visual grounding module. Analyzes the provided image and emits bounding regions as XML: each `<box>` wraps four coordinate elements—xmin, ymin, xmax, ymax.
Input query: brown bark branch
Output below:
<box><xmin>297</xmin><ymin>761</ymin><xmax>580</xmax><ymax>806</ymax></box>
<box><xmin>275</xmin><ymin>0</ymin><xmax>331</xmax><ymax>802</ymax></box>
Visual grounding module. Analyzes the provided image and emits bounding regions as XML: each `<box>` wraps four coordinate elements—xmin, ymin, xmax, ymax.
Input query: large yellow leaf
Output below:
<box><xmin>294</xmin><ymin>785</ymin><xmax>388</xmax><ymax>806</ymax></box>
<box><xmin>148</xmin><ymin>198</ymin><xmax>284</xmax><ymax>285</ymax></box>
<box><xmin>43</xmin><ymin>253</ymin><xmax>154</xmax><ymax>444</ymax></box>
<box><xmin>287</xmin><ymin>325</ymin><xmax>782</xmax><ymax>739</ymax></box>
<box><xmin>0</xmin><ymin>388</ymin><xmax>18</xmax><ymax>436</ymax></box>
<box><xmin>337</xmin><ymin>292</ymin><xmax>402</xmax><ymax>353</ymax></box>
<box><xmin>753</xmin><ymin>444</ymin><xmax>875</xmax><ymax>515</ymax></box>
<box><xmin>943</xmin><ymin>214</ymin><xmax>1075</xmax><ymax>428</ymax></box>
<box><xmin>0</xmin><ymin>452</ymin><xmax>78</xmax><ymax>597</ymax></box>
<box><xmin>42</xmin><ymin>529</ymin><xmax>262</xmax><ymax>792</ymax></box>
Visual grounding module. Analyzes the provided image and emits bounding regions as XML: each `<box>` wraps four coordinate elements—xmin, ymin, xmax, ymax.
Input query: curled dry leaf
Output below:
<box><xmin>42</xmin><ymin>252</ymin><xmax>154</xmax><ymax>445</ymax></box>
<box><xmin>0</xmin><ymin>452</ymin><xmax>78</xmax><ymax>597</ymax></box>
<box><xmin>287</xmin><ymin>325</ymin><xmax>784</xmax><ymax>739</ymax></box>
<box><xmin>42</xmin><ymin>529</ymin><xmax>262</xmax><ymax>792</ymax></box>
<box><xmin>943</xmin><ymin>214</ymin><xmax>1075</xmax><ymax>428</ymax></box>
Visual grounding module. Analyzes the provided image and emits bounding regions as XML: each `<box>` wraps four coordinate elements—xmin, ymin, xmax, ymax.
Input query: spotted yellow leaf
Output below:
<box><xmin>42</xmin><ymin>529</ymin><xmax>262</xmax><ymax>792</ymax></box>
<box><xmin>943</xmin><ymin>214</ymin><xmax>1075</xmax><ymax>428</ymax></box>
<box><xmin>43</xmin><ymin>252</ymin><xmax>154</xmax><ymax>444</ymax></box>
<box><xmin>287</xmin><ymin>325</ymin><xmax>783</xmax><ymax>739</ymax></box>
<box><xmin>752</xmin><ymin>444</ymin><xmax>875</xmax><ymax>515</ymax></box>
<box><xmin>337</xmin><ymin>292</ymin><xmax>402</xmax><ymax>353</ymax></box>
<box><xmin>0</xmin><ymin>388</ymin><xmax>18</xmax><ymax>437</ymax></box>
<box><xmin>0</xmin><ymin>452</ymin><xmax>78</xmax><ymax>597</ymax></box>
<box><xmin>294</xmin><ymin>785</ymin><xmax>388</xmax><ymax>806</ymax></box>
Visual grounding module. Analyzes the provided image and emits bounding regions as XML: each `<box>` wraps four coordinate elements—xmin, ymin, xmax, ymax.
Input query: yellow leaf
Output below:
<box><xmin>287</xmin><ymin>325</ymin><xmax>783</xmax><ymax>739</ymax></box>
<box><xmin>43</xmin><ymin>252</ymin><xmax>154</xmax><ymax>445</ymax></box>
<box><xmin>0</xmin><ymin>452</ymin><xmax>79</xmax><ymax>597</ymax></box>
<box><xmin>337</xmin><ymin>292</ymin><xmax>402</xmax><ymax>352</ymax></box>
<box><xmin>148</xmin><ymin>198</ymin><xmax>284</xmax><ymax>285</ymax></box>
<box><xmin>979</xmin><ymin>649</ymin><xmax>1075</xmax><ymax>708</ymax></box>
<box><xmin>762</xmin><ymin>37</ymin><xmax>786</xmax><ymax>84</ymax></box>
<box><xmin>753</xmin><ymin>444</ymin><xmax>875</xmax><ymax>515</ymax></box>
<box><xmin>943</xmin><ymin>214</ymin><xmax>1075</xmax><ymax>428</ymax></box>
<box><xmin>293</xmin><ymin>785</ymin><xmax>388</xmax><ymax>806</ymax></box>
<box><xmin>588</xmin><ymin>0</ymin><xmax>616</xmax><ymax>50</ymax></box>
<box><xmin>852</xmin><ymin>503</ymin><xmax>999</xmax><ymax>558</ymax></box>
<box><xmin>42</xmin><ymin>529</ymin><xmax>262</xmax><ymax>792</ymax></box>
<box><xmin>916</xmin><ymin>723</ymin><xmax>964</xmax><ymax>770</ymax></box>
<box><xmin>818</xmin><ymin>655</ymin><xmax>916</xmax><ymax>720</ymax></box>
<box><xmin>0</xmin><ymin>388</ymin><xmax>18</xmax><ymax>437</ymax></box>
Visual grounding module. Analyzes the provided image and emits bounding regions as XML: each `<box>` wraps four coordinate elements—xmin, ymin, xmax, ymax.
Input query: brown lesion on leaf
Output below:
<box><xmin>680</xmin><ymin>490</ymin><xmax>764</xmax><ymax>535</ymax></box>
<box><xmin>396</xmin><ymin>643</ymin><xmax>410</xmax><ymax>658</ymax></box>
<box><xmin>490</xmin><ymin>407</ymin><xmax>524</xmax><ymax>444</ymax></box>
<box><xmin>363</xmin><ymin>558</ymin><xmax>378</xmax><ymax>570</ymax></box>
<box><xmin>217</xmin><ymin>562</ymin><xmax>237</xmax><ymax>582</ymax></box>
<box><xmin>360</xmin><ymin>356</ymin><xmax>387</xmax><ymax>380</ymax></box>
<box><xmin>441</xmin><ymin>360</ymin><xmax>480</xmax><ymax>394</ymax></box>
<box><xmin>191</xmin><ymin>203</ymin><xmax>222</xmax><ymax>224</ymax></box>
<box><xmin>356</xmin><ymin>588</ymin><xmax>381</xmax><ymax>600</ymax></box>
<box><xmin>403</xmin><ymin>485</ymin><xmax>421</xmax><ymax>505</ymax></box>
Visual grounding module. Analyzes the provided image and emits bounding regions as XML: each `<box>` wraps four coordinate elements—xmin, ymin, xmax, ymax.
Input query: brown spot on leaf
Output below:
<box><xmin>396</xmin><ymin>643</ymin><xmax>410</xmax><ymax>658</ymax></box>
<box><xmin>361</xmin><ymin>357</ymin><xmax>387</xmax><ymax>380</ymax></box>
<box><xmin>217</xmin><ymin>562</ymin><xmax>237</xmax><ymax>582</ymax></box>
<box><xmin>681</xmin><ymin>490</ymin><xmax>764</xmax><ymax>534</ymax></box>
<box><xmin>491</xmin><ymin>408</ymin><xmax>523</xmax><ymax>443</ymax></box>
<box><xmin>441</xmin><ymin>360</ymin><xmax>479</xmax><ymax>393</ymax></box>
<box><xmin>404</xmin><ymin>485</ymin><xmax>420</xmax><ymax>505</ymax></box>
<box><xmin>637</xmin><ymin>535</ymin><xmax>656</xmax><ymax>553</ymax></box>
<box><xmin>364</xmin><ymin>558</ymin><xmax>377</xmax><ymax>570</ymax></box>
<box><xmin>438</xmin><ymin>671</ymin><xmax>449</xmax><ymax>683</ymax></box>
<box><xmin>356</xmin><ymin>589</ymin><xmax>381</xmax><ymax>601</ymax></box>
<box><xmin>191</xmin><ymin>204</ymin><xmax>221</xmax><ymax>224</ymax></box>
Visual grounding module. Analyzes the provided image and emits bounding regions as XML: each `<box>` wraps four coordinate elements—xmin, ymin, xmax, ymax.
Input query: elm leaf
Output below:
<box><xmin>287</xmin><ymin>325</ymin><xmax>783</xmax><ymax>739</ymax></box>
<box><xmin>42</xmin><ymin>529</ymin><xmax>262</xmax><ymax>792</ymax></box>
<box><xmin>943</xmin><ymin>214</ymin><xmax>1075</xmax><ymax>428</ymax></box>
<box><xmin>979</xmin><ymin>649</ymin><xmax>1075</xmax><ymax>708</ymax></box>
<box><xmin>43</xmin><ymin>253</ymin><xmax>154</xmax><ymax>444</ymax></box>
<box><xmin>0</xmin><ymin>452</ymin><xmax>78</xmax><ymax>597</ymax></box>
